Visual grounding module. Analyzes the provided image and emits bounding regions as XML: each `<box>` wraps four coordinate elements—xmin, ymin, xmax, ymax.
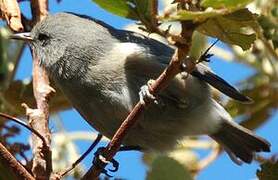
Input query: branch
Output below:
<box><xmin>30</xmin><ymin>0</ymin><xmax>48</xmax><ymax>22</ymax></box>
<box><xmin>0</xmin><ymin>142</ymin><xmax>35</xmax><ymax>180</ymax></box>
<box><xmin>26</xmin><ymin>52</ymin><xmax>54</xmax><ymax>179</ymax></box>
<box><xmin>0</xmin><ymin>0</ymin><xmax>53</xmax><ymax>179</ymax></box>
<box><xmin>28</xmin><ymin>1</ymin><xmax>53</xmax><ymax>179</ymax></box>
<box><xmin>150</xmin><ymin>0</ymin><xmax>158</xmax><ymax>26</ymax></box>
<box><xmin>0</xmin><ymin>0</ymin><xmax>23</xmax><ymax>32</ymax></box>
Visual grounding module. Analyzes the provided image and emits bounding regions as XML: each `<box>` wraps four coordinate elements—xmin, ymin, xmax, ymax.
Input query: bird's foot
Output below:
<box><xmin>197</xmin><ymin>39</ymin><xmax>219</xmax><ymax>63</ymax></box>
<box><xmin>198</xmin><ymin>52</ymin><xmax>213</xmax><ymax>63</ymax></box>
<box><xmin>93</xmin><ymin>147</ymin><xmax>119</xmax><ymax>177</ymax></box>
<box><xmin>139</xmin><ymin>79</ymin><xmax>157</xmax><ymax>105</ymax></box>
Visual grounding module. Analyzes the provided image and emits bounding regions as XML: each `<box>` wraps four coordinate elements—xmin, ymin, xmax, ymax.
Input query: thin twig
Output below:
<box><xmin>135</xmin><ymin>0</ymin><xmax>186</xmax><ymax>46</ymax></box>
<box><xmin>150</xmin><ymin>0</ymin><xmax>158</xmax><ymax>26</ymax></box>
<box><xmin>0</xmin><ymin>112</ymin><xmax>48</xmax><ymax>147</ymax></box>
<box><xmin>0</xmin><ymin>142</ymin><xmax>35</xmax><ymax>180</ymax></box>
<box><xmin>55</xmin><ymin>134</ymin><xmax>103</xmax><ymax>178</ymax></box>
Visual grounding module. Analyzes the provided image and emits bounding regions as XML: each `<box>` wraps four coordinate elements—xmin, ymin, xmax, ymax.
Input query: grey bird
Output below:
<box><xmin>11</xmin><ymin>12</ymin><xmax>270</xmax><ymax>165</ymax></box>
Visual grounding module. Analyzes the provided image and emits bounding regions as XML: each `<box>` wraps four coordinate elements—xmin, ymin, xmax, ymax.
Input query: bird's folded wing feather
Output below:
<box><xmin>117</xmin><ymin>30</ymin><xmax>252</xmax><ymax>103</ymax></box>
<box><xmin>191</xmin><ymin>64</ymin><xmax>252</xmax><ymax>103</ymax></box>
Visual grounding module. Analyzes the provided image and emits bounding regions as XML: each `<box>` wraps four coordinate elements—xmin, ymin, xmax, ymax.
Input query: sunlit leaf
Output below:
<box><xmin>161</xmin><ymin>8</ymin><xmax>257</xmax><ymax>50</ymax></box>
<box><xmin>257</xmin><ymin>15</ymin><xmax>278</xmax><ymax>49</ymax></box>
<box><xmin>189</xmin><ymin>31</ymin><xmax>207</xmax><ymax>59</ymax></box>
<box><xmin>92</xmin><ymin>0</ymin><xmax>138</xmax><ymax>20</ymax></box>
<box><xmin>168</xmin><ymin>149</ymin><xmax>199</xmax><ymax>170</ymax></box>
<box><xmin>197</xmin><ymin>9</ymin><xmax>257</xmax><ymax>50</ymax></box>
<box><xmin>201</xmin><ymin>0</ymin><xmax>253</xmax><ymax>9</ymax></box>
<box><xmin>225</xmin><ymin>73</ymin><xmax>277</xmax><ymax>130</ymax></box>
<box><xmin>92</xmin><ymin>0</ymin><xmax>152</xmax><ymax>21</ymax></box>
<box><xmin>147</xmin><ymin>155</ymin><xmax>193</xmax><ymax>180</ymax></box>
<box><xmin>162</xmin><ymin>9</ymin><xmax>227</xmax><ymax>21</ymax></box>
<box><xmin>272</xmin><ymin>7</ymin><xmax>278</xmax><ymax>17</ymax></box>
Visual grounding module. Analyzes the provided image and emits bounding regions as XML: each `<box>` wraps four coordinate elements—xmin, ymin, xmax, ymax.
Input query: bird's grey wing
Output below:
<box><xmin>191</xmin><ymin>64</ymin><xmax>252</xmax><ymax>103</ymax></box>
<box><xmin>123</xmin><ymin>51</ymin><xmax>191</xmax><ymax>108</ymax></box>
<box><xmin>116</xmin><ymin>29</ymin><xmax>251</xmax><ymax>103</ymax></box>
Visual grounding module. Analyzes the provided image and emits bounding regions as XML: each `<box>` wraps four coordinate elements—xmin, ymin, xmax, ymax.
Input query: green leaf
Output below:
<box><xmin>197</xmin><ymin>9</ymin><xmax>257</xmax><ymax>50</ymax></box>
<box><xmin>147</xmin><ymin>155</ymin><xmax>193</xmax><ymax>180</ymax></box>
<box><xmin>163</xmin><ymin>9</ymin><xmax>228</xmax><ymax>22</ymax></box>
<box><xmin>201</xmin><ymin>0</ymin><xmax>253</xmax><ymax>9</ymax></box>
<box><xmin>134</xmin><ymin>0</ymin><xmax>152</xmax><ymax>22</ymax></box>
<box><xmin>257</xmin><ymin>161</ymin><xmax>278</xmax><ymax>180</ymax></box>
<box><xmin>160</xmin><ymin>4</ymin><xmax>256</xmax><ymax>24</ymax></box>
<box><xmin>224</xmin><ymin>9</ymin><xmax>257</xmax><ymax>27</ymax></box>
<box><xmin>189</xmin><ymin>31</ymin><xmax>207</xmax><ymax>59</ymax></box>
<box><xmin>257</xmin><ymin>15</ymin><xmax>278</xmax><ymax>41</ymax></box>
<box><xmin>92</xmin><ymin>0</ymin><xmax>152</xmax><ymax>21</ymax></box>
<box><xmin>272</xmin><ymin>7</ymin><xmax>278</xmax><ymax>17</ymax></box>
<box><xmin>92</xmin><ymin>0</ymin><xmax>138</xmax><ymax>20</ymax></box>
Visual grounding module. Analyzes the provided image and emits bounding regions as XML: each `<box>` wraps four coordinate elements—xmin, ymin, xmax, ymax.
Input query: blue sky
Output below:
<box><xmin>7</xmin><ymin>0</ymin><xmax>278</xmax><ymax>179</ymax></box>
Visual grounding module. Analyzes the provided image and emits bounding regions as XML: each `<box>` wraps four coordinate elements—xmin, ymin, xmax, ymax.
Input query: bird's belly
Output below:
<box><xmin>121</xmin><ymin>98</ymin><xmax>221</xmax><ymax>152</ymax></box>
<box><xmin>58</xmin><ymin>81</ymin><xmax>220</xmax><ymax>152</ymax></box>
<box><xmin>71</xmin><ymin>94</ymin><xmax>219</xmax><ymax>152</ymax></box>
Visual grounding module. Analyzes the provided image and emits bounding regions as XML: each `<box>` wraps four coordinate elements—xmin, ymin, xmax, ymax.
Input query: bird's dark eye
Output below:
<box><xmin>38</xmin><ymin>33</ymin><xmax>50</xmax><ymax>46</ymax></box>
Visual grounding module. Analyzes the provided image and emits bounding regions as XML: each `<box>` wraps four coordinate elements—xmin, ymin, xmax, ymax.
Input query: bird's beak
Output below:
<box><xmin>10</xmin><ymin>32</ymin><xmax>33</xmax><ymax>42</ymax></box>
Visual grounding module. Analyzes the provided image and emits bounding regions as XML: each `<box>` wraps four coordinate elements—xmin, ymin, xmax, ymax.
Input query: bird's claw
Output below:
<box><xmin>93</xmin><ymin>147</ymin><xmax>120</xmax><ymax>177</ymax></box>
<box><xmin>139</xmin><ymin>85</ymin><xmax>156</xmax><ymax>105</ymax></box>
<box><xmin>139</xmin><ymin>80</ymin><xmax>157</xmax><ymax>105</ymax></box>
<box><xmin>108</xmin><ymin>159</ymin><xmax>119</xmax><ymax>172</ymax></box>
<box><xmin>101</xmin><ymin>168</ymin><xmax>113</xmax><ymax>177</ymax></box>
<box><xmin>200</xmin><ymin>53</ymin><xmax>213</xmax><ymax>63</ymax></box>
<box><xmin>198</xmin><ymin>39</ymin><xmax>219</xmax><ymax>63</ymax></box>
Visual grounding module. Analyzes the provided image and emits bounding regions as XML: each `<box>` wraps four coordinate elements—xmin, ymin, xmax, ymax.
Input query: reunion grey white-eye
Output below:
<box><xmin>11</xmin><ymin>12</ymin><xmax>270</xmax><ymax>164</ymax></box>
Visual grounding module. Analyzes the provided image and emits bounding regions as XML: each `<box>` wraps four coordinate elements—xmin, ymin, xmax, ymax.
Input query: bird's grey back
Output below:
<box><xmin>43</xmin><ymin>12</ymin><xmax>173</xmax><ymax>58</ymax></box>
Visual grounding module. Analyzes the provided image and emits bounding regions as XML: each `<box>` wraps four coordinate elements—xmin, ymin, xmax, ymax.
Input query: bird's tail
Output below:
<box><xmin>210</xmin><ymin>120</ymin><xmax>271</xmax><ymax>164</ymax></box>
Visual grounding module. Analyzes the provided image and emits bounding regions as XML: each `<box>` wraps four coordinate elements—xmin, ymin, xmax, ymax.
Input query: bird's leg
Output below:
<box><xmin>197</xmin><ymin>39</ymin><xmax>219</xmax><ymax>63</ymax></box>
<box><xmin>93</xmin><ymin>145</ymin><xmax>142</xmax><ymax>176</ymax></box>
<box><xmin>93</xmin><ymin>147</ymin><xmax>119</xmax><ymax>177</ymax></box>
<box><xmin>139</xmin><ymin>79</ymin><xmax>158</xmax><ymax>105</ymax></box>
<box><xmin>181</xmin><ymin>39</ymin><xmax>219</xmax><ymax>72</ymax></box>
